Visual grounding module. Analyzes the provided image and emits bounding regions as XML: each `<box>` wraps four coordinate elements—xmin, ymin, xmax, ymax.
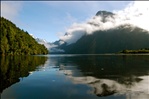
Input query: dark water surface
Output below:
<box><xmin>1</xmin><ymin>54</ymin><xmax>149</xmax><ymax>99</ymax></box>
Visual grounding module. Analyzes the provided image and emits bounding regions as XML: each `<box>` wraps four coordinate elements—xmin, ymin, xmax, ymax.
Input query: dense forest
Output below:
<box><xmin>119</xmin><ymin>48</ymin><xmax>149</xmax><ymax>54</ymax></box>
<box><xmin>0</xmin><ymin>17</ymin><xmax>48</xmax><ymax>55</ymax></box>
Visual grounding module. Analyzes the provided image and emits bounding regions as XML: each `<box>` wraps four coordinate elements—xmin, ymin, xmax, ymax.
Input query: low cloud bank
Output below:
<box><xmin>59</xmin><ymin>1</ymin><xmax>149</xmax><ymax>45</ymax></box>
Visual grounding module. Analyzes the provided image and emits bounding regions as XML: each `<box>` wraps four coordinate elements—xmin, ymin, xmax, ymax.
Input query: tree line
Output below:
<box><xmin>119</xmin><ymin>48</ymin><xmax>149</xmax><ymax>54</ymax></box>
<box><xmin>0</xmin><ymin>17</ymin><xmax>49</xmax><ymax>55</ymax></box>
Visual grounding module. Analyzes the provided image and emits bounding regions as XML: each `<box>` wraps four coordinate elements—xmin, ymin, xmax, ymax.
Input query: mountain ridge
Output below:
<box><xmin>54</xmin><ymin>24</ymin><xmax>149</xmax><ymax>54</ymax></box>
<box><xmin>34</xmin><ymin>10</ymin><xmax>149</xmax><ymax>54</ymax></box>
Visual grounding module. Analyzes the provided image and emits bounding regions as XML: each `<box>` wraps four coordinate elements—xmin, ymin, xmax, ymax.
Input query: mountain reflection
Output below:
<box><xmin>0</xmin><ymin>56</ymin><xmax>47</xmax><ymax>93</ymax></box>
<box><xmin>49</xmin><ymin>55</ymin><xmax>149</xmax><ymax>97</ymax></box>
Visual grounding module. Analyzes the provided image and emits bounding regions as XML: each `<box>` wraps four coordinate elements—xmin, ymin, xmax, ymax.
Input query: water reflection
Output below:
<box><xmin>0</xmin><ymin>56</ymin><xmax>48</xmax><ymax>93</ymax></box>
<box><xmin>63</xmin><ymin>75</ymin><xmax>149</xmax><ymax>98</ymax></box>
<box><xmin>1</xmin><ymin>55</ymin><xmax>149</xmax><ymax>99</ymax></box>
<box><xmin>53</xmin><ymin>55</ymin><xmax>149</xmax><ymax>98</ymax></box>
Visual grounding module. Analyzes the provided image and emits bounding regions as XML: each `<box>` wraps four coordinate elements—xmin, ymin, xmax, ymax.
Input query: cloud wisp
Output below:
<box><xmin>1</xmin><ymin>1</ymin><xmax>23</xmax><ymax>21</ymax></box>
<box><xmin>59</xmin><ymin>1</ymin><xmax>149</xmax><ymax>45</ymax></box>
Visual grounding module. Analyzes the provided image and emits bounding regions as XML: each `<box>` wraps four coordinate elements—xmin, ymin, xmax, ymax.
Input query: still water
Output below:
<box><xmin>1</xmin><ymin>54</ymin><xmax>149</xmax><ymax>99</ymax></box>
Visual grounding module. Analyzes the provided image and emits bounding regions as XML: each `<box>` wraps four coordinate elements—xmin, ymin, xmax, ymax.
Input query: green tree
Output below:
<box><xmin>0</xmin><ymin>17</ymin><xmax>49</xmax><ymax>55</ymax></box>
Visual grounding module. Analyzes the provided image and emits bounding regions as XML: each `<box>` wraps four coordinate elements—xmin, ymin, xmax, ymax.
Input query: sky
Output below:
<box><xmin>1</xmin><ymin>0</ymin><xmax>144</xmax><ymax>43</ymax></box>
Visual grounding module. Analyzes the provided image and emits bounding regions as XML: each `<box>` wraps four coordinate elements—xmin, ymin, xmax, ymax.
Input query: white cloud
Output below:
<box><xmin>1</xmin><ymin>1</ymin><xmax>23</xmax><ymax>21</ymax></box>
<box><xmin>59</xmin><ymin>1</ymin><xmax>149</xmax><ymax>45</ymax></box>
<box><xmin>114</xmin><ymin>1</ymin><xmax>149</xmax><ymax>32</ymax></box>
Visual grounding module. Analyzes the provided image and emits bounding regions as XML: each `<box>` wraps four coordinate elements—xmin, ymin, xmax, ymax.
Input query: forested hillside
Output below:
<box><xmin>58</xmin><ymin>25</ymin><xmax>149</xmax><ymax>54</ymax></box>
<box><xmin>0</xmin><ymin>17</ymin><xmax>48</xmax><ymax>55</ymax></box>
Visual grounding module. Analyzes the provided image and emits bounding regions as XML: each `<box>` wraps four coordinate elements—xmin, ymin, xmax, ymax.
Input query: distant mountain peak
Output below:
<box><xmin>95</xmin><ymin>11</ymin><xmax>115</xmax><ymax>23</ymax></box>
<box><xmin>96</xmin><ymin>11</ymin><xmax>114</xmax><ymax>16</ymax></box>
<box><xmin>29</xmin><ymin>34</ymin><xmax>47</xmax><ymax>43</ymax></box>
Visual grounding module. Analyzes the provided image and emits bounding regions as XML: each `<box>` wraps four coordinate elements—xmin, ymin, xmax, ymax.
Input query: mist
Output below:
<box><xmin>59</xmin><ymin>1</ymin><xmax>149</xmax><ymax>45</ymax></box>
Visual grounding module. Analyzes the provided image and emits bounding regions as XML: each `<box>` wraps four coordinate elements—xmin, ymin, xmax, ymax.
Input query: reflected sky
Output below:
<box><xmin>1</xmin><ymin>55</ymin><xmax>149</xmax><ymax>99</ymax></box>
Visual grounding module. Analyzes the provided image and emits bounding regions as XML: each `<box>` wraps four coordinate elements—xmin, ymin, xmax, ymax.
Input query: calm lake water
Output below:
<box><xmin>1</xmin><ymin>54</ymin><xmax>149</xmax><ymax>99</ymax></box>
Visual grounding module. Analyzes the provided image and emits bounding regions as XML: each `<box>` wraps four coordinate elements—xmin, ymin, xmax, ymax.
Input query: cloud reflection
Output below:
<box><xmin>60</xmin><ymin>68</ymin><xmax>149</xmax><ymax>98</ymax></box>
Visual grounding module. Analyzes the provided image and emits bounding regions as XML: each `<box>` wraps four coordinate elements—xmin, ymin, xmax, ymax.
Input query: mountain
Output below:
<box><xmin>58</xmin><ymin>25</ymin><xmax>149</xmax><ymax>54</ymax></box>
<box><xmin>32</xmin><ymin>36</ymin><xmax>50</xmax><ymax>50</ymax></box>
<box><xmin>95</xmin><ymin>11</ymin><xmax>115</xmax><ymax>23</ymax></box>
<box><xmin>0</xmin><ymin>17</ymin><xmax>48</xmax><ymax>55</ymax></box>
<box><xmin>33</xmin><ymin>37</ymin><xmax>64</xmax><ymax>53</ymax></box>
<box><xmin>96</xmin><ymin>11</ymin><xmax>114</xmax><ymax>16</ymax></box>
<box><xmin>53</xmin><ymin>11</ymin><xmax>149</xmax><ymax>54</ymax></box>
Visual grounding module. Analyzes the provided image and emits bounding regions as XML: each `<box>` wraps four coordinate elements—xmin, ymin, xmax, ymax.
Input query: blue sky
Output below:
<box><xmin>1</xmin><ymin>1</ymin><xmax>132</xmax><ymax>42</ymax></box>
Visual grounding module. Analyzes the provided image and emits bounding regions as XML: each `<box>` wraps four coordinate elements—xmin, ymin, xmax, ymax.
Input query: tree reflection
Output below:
<box><xmin>61</xmin><ymin>55</ymin><xmax>149</xmax><ymax>83</ymax></box>
<box><xmin>0</xmin><ymin>56</ymin><xmax>47</xmax><ymax>93</ymax></box>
